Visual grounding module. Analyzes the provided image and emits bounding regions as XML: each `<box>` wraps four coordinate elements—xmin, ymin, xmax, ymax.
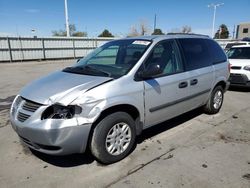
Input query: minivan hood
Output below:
<box><xmin>20</xmin><ymin>71</ymin><xmax>113</xmax><ymax>105</ymax></box>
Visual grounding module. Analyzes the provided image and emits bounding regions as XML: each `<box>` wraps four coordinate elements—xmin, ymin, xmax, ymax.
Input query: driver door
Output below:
<box><xmin>143</xmin><ymin>40</ymin><xmax>191</xmax><ymax>127</ymax></box>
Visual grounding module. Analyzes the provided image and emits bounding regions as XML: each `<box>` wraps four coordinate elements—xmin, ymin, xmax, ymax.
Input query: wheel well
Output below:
<box><xmin>97</xmin><ymin>104</ymin><xmax>140</xmax><ymax>121</ymax></box>
<box><xmin>215</xmin><ymin>81</ymin><xmax>226</xmax><ymax>91</ymax></box>
<box><xmin>87</xmin><ymin>104</ymin><xmax>141</xmax><ymax>149</ymax></box>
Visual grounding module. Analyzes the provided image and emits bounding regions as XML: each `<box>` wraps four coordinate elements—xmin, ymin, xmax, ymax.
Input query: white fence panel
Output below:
<box><xmin>0</xmin><ymin>37</ymin><xmax>113</xmax><ymax>62</ymax></box>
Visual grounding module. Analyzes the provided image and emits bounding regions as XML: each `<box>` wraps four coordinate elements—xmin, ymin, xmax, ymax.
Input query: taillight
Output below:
<box><xmin>228</xmin><ymin>63</ymin><xmax>231</xmax><ymax>73</ymax></box>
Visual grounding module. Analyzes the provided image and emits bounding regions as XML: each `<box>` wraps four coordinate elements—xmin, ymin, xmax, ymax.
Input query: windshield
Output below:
<box><xmin>227</xmin><ymin>47</ymin><xmax>250</xmax><ymax>59</ymax></box>
<box><xmin>63</xmin><ymin>39</ymin><xmax>151</xmax><ymax>78</ymax></box>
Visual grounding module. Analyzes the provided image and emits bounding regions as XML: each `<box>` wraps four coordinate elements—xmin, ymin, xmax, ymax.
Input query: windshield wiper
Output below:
<box><xmin>63</xmin><ymin>66</ymin><xmax>112</xmax><ymax>77</ymax></box>
<box><xmin>84</xmin><ymin>65</ymin><xmax>112</xmax><ymax>77</ymax></box>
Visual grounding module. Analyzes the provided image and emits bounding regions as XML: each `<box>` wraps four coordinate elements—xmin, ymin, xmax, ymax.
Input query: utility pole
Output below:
<box><xmin>208</xmin><ymin>3</ymin><xmax>224</xmax><ymax>38</ymax></box>
<box><xmin>154</xmin><ymin>14</ymin><xmax>157</xmax><ymax>31</ymax></box>
<box><xmin>64</xmin><ymin>0</ymin><xmax>70</xmax><ymax>37</ymax></box>
<box><xmin>232</xmin><ymin>25</ymin><xmax>235</xmax><ymax>39</ymax></box>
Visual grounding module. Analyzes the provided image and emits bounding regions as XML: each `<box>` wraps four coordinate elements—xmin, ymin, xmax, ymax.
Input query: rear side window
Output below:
<box><xmin>178</xmin><ymin>38</ymin><xmax>211</xmax><ymax>70</ymax></box>
<box><xmin>206</xmin><ymin>39</ymin><xmax>227</xmax><ymax>64</ymax></box>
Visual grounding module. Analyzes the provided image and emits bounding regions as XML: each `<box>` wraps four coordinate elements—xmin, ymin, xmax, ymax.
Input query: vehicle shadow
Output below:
<box><xmin>31</xmin><ymin>149</ymin><xmax>95</xmax><ymax>167</ymax></box>
<box><xmin>136</xmin><ymin>107</ymin><xmax>203</xmax><ymax>144</ymax></box>
<box><xmin>31</xmin><ymin>107</ymin><xmax>203</xmax><ymax>167</ymax></box>
<box><xmin>228</xmin><ymin>86</ymin><xmax>250</xmax><ymax>92</ymax></box>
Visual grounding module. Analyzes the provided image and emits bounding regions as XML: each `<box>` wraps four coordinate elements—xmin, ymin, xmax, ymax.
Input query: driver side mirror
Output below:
<box><xmin>137</xmin><ymin>63</ymin><xmax>162</xmax><ymax>80</ymax></box>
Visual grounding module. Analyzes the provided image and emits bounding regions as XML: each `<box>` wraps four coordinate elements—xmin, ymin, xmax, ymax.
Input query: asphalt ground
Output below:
<box><xmin>0</xmin><ymin>60</ymin><xmax>249</xmax><ymax>188</ymax></box>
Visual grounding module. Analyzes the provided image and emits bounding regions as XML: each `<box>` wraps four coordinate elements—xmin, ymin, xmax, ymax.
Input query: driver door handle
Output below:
<box><xmin>179</xmin><ymin>81</ymin><xmax>188</xmax><ymax>88</ymax></box>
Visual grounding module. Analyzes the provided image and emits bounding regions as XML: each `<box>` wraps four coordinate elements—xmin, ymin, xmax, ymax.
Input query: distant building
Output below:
<box><xmin>236</xmin><ymin>22</ymin><xmax>250</xmax><ymax>39</ymax></box>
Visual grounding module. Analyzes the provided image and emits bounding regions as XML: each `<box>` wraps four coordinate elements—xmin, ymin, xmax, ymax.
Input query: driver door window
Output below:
<box><xmin>145</xmin><ymin>40</ymin><xmax>184</xmax><ymax>76</ymax></box>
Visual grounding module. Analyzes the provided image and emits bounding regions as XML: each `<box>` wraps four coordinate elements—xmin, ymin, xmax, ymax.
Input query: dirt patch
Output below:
<box><xmin>217</xmin><ymin>132</ymin><xmax>250</xmax><ymax>144</ymax></box>
<box><xmin>19</xmin><ymin>141</ymin><xmax>32</xmax><ymax>155</ymax></box>
<box><xmin>163</xmin><ymin>154</ymin><xmax>173</xmax><ymax>160</ymax></box>
<box><xmin>0</xmin><ymin>96</ymin><xmax>15</xmax><ymax>103</ymax></box>
<box><xmin>0</xmin><ymin>109</ymin><xmax>10</xmax><ymax>128</ymax></box>
<box><xmin>202</xmin><ymin>164</ymin><xmax>208</xmax><ymax>168</ymax></box>
<box><xmin>0</xmin><ymin>95</ymin><xmax>15</xmax><ymax>112</ymax></box>
<box><xmin>242</xmin><ymin>174</ymin><xmax>250</xmax><ymax>180</ymax></box>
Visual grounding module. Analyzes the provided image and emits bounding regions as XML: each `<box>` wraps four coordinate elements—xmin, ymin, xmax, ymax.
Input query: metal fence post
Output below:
<box><xmin>42</xmin><ymin>38</ymin><xmax>46</xmax><ymax>60</ymax></box>
<box><xmin>18</xmin><ymin>36</ymin><xmax>24</xmax><ymax>61</ymax></box>
<box><xmin>7</xmin><ymin>37</ymin><xmax>13</xmax><ymax>62</ymax></box>
<box><xmin>72</xmin><ymin>39</ymin><xmax>76</xmax><ymax>59</ymax></box>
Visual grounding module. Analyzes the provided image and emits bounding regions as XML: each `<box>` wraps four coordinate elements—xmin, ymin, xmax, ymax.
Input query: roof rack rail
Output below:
<box><xmin>167</xmin><ymin>33</ymin><xmax>210</xmax><ymax>38</ymax></box>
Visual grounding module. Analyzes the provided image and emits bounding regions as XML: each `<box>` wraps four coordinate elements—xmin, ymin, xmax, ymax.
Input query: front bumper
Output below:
<box><xmin>11</xmin><ymin>121</ymin><xmax>92</xmax><ymax>155</ymax></box>
<box><xmin>10</xmin><ymin>99</ymin><xmax>92</xmax><ymax>155</ymax></box>
<box><xmin>229</xmin><ymin>73</ymin><xmax>250</xmax><ymax>87</ymax></box>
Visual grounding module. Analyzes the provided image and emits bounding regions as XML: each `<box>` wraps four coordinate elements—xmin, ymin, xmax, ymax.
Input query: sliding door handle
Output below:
<box><xmin>179</xmin><ymin>81</ymin><xmax>188</xmax><ymax>88</ymax></box>
<box><xmin>190</xmin><ymin>79</ymin><xmax>198</xmax><ymax>85</ymax></box>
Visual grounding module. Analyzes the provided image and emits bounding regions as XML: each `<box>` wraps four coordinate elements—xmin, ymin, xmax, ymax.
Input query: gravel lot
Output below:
<box><xmin>0</xmin><ymin>60</ymin><xmax>249</xmax><ymax>188</ymax></box>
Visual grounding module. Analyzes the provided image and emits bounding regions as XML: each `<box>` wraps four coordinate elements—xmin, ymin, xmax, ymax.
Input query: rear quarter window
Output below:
<box><xmin>206</xmin><ymin>39</ymin><xmax>227</xmax><ymax>64</ymax></box>
<box><xmin>178</xmin><ymin>38</ymin><xmax>211</xmax><ymax>70</ymax></box>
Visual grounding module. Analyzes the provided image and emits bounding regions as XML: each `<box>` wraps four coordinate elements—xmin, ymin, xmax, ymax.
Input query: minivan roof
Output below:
<box><xmin>126</xmin><ymin>34</ymin><xmax>210</xmax><ymax>42</ymax></box>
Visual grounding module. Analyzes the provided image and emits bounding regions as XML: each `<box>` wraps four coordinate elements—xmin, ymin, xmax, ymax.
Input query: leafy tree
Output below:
<box><xmin>52</xmin><ymin>29</ymin><xmax>66</xmax><ymax>36</ymax></box>
<box><xmin>214</xmin><ymin>24</ymin><xmax>229</xmax><ymax>39</ymax></box>
<box><xmin>72</xmin><ymin>31</ymin><xmax>87</xmax><ymax>37</ymax></box>
<box><xmin>128</xmin><ymin>25</ymin><xmax>140</xmax><ymax>37</ymax></box>
<box><xmin>181</xmin><ymin>25</ymin><xmax>192</xmax><ymax>33</ymax></box>
<box><xmin>152</xmin><ymin>28</ymin><xmax>165</xmax><ymax>35</ymax></box>
<box><xmin>52</xmin><ymin>24</ymin><xmax>87</xmax><ymax>37</ymax></box>
<box><xmin>128</xmin><ymin>20</ymin><xmax>151</xmax><ymax>37</ymax></box>
<box><xmin>98</xmin><ymin>29</ymin><xmax>114</xmax><ymax>37</ymax></box>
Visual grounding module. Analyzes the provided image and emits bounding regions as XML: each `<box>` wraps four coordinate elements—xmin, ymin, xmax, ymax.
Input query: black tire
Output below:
<box><xmin>90</xmin><ymin>112</ymin><xmax>136</xmax><ymax>164</ymax></box>
<box><xmin>204</xmin><ymin>85</ymin><xmax>224</xmax><ymax>114</ymax></box>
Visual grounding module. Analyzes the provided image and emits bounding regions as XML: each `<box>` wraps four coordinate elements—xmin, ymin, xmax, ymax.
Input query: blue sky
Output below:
<box><xmin>0</xmin><ymin>0</ymin><xmax>249</xmax><ymax>37</ymax></box>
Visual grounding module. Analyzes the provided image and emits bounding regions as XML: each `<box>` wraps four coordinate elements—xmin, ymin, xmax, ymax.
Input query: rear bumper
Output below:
<box><xmin>229</xmin><ymin>73</ymin><xmax>250</xmax><ymax>87</ymax></box>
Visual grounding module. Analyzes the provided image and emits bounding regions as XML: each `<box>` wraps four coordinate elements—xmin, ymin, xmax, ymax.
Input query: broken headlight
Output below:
<box><xmin>41</xmin><ymin>104</ymin><xmax>82</xmax><ymax>120</ymax></box>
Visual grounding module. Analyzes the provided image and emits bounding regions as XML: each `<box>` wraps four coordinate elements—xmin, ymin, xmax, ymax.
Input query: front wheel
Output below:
<box><xmin>90</xmin><ymin>112</ymin><xmax>136</xmax><ymax>164</ymax></box>
<box><xmin>204</xmin><ymin>85</ymin><xmax>224</xmax><ymax>114</ymax></box>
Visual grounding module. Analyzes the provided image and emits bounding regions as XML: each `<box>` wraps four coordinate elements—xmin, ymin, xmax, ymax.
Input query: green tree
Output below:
<box><xmin>152</xmin><ymin>28</ymin><xmax>165</xmax><ymax>35</ymax></box>
<box><xmin>52</xmin><ymin>24</ymin><xmax>87</xmax><ymax>37</ymax></box>
<box><xmin>72</xmin><ymin>31</ymin><xmax>87</xmax><ymax>37</ymax></box>
<box><xmin>214</xmin><ymin>24</ymin><xmax>229</xmax><ymax>39</ymax></box>
<box><xmin>181</xmin><ymin>25</ymin><xmax>192</xmax><ymax>33</ymax></box>
<box><xmin>52</xmin><ymin>29</ymin><xmax>66</xmax><ymax>36</ymax></box>
<box><xmin>98</xmin><ymin>29</ymin><xmax>114</xmax><ymax>37</ymax></box>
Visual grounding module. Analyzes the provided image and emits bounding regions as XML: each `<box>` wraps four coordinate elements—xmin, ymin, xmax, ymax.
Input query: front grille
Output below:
<box><xmin>15</xmin><ymin>97</ymin><xmax>43</xmax><ymax>123</ymax></box>
<box><xmin>231</xmin><ymin>66</ymin><xmax>242</xmax><ymax>70</ymax></box>
<box><xmin>22</xmin><ymin>100</ymin><xmax>41</xmax><ymax>112</ymax></box>
<box><xmin>229</xmin><ymin>74</ymin><xmax>248</xmax><ymax>84</ymax></box>
<box><xmin>17</xmin><ymin>112</ymin><xmax>31</xmax><ymax>122</ymax></box>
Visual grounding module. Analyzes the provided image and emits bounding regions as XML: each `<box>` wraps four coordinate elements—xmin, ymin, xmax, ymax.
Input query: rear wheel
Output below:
<box><xmin>90</xmin><ymin>112</ymin><xmax>136</xmax><ymax>164</ymax></box>
<box><xmin>204</xmin><ymin>85</ymin><xmax>224</xmax><ymax>114</ymax></box>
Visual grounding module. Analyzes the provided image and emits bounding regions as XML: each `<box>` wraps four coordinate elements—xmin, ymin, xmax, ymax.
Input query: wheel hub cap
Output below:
<box><xmin>213</xmin><ymin>90</ymin><xmax>222</xmax><ymax>109</ymax></box>
<box><xmin>105</xmin><ymin>122</ymin><xmax>131</xmax><ymax>156</ymax></box>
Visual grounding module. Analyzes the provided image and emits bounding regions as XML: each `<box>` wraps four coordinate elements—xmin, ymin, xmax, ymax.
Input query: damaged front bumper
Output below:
<box><xmin>10</xmin><ymin>97</ymin><xmax>92</xmax><ymax>155</ymax></box>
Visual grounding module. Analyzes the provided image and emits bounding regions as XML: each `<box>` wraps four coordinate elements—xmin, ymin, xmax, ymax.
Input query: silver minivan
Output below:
<box><xmin>10</xmin><ymin>34</ymin><xmax>229</xmax><ymax>164</ymax></box>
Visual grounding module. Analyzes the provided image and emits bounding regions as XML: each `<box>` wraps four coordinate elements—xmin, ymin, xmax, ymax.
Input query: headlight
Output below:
<box><xmin>243</xmin><ymin>65</ymin><xmax>250</xmax><ymax>71</ymax></box>
<box><xmin>41</xmin><ymin>104</ymin><xmax>82</xmax><ymax>120</ymax></box>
